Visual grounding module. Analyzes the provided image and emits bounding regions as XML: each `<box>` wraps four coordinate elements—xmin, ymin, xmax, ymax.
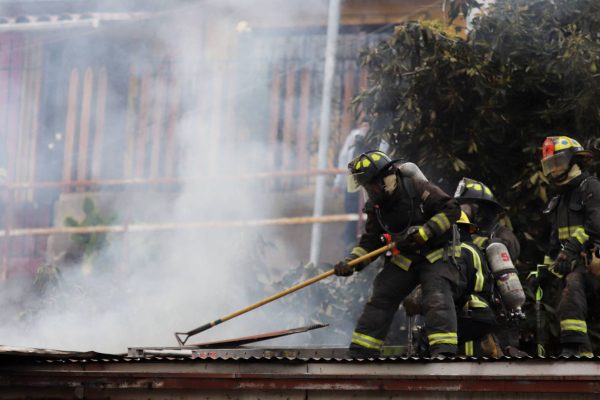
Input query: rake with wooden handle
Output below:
<box><xmin>174</xmin><ymin>242</ymin><xmax>394</xmax><ymax>346</ymax></box>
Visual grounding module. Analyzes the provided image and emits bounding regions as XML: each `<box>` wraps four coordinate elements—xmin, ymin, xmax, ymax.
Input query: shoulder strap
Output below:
<box><xmin>579</xmin><ymin>175</ymin><xmax>597</xmax><ymax>192</ymax></box>
<box><xmin>577</xmin><ymin>175</ymin><xmax>599</xmax><ymax>205</ymax></box>
<box><xmin>363</xmin><ymin>200</ymin><xmax>375</xmax><ymax>214</ymax></box>
<box><xmin>400</xmin><ymin>174</ymin><xmax>418</xmax><ymax>201</ymax></box>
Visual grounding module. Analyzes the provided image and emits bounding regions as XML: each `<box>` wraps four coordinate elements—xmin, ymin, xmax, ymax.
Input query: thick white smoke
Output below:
<box><xmin>0</xmin><ymin>0</ymin><xmax>364</xmax><ymax>353</ymax></box>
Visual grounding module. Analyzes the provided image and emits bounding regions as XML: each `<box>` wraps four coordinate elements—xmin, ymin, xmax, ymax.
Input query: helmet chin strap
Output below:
<box><xmin>554</xmin><ymin>164</ymin><xmax>582</xmax><ymax>186</ymax></box>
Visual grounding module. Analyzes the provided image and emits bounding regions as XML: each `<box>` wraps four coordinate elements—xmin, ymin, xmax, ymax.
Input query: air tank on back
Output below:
<box><xmin>486</xmin><ymin>242</ymin><xmax>526</xmax><ymax>311</ymax></box>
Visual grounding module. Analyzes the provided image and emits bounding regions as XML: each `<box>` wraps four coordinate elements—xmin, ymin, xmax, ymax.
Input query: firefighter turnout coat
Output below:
<box><xmin>544</xmin><ymin>172</ymin><xmax>600</xmax><ymax>352</ymax></box>
<box><xmin>348</xmin><ymin>169</ymin><xmax>462</xmax><ymax>356</ymax></box>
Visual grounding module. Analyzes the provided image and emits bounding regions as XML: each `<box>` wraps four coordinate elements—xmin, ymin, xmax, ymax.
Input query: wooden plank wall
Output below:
<box><xmin>0</xmin><ymin>26</ymin><xmax>391</xmax><ymax>276</ymax></box>
<box><xmin>0</xmin><ymin>33</ymin><xmax>47</xmax><ymax>277</ymax></box>
<box><xmin>3</xmin><ymin>27</ymin><xmax>389</xmax><ymax>197</ymax></box>
<box><xmin>260</xmin><ymin>29</ymin><xmax>388</xmax><ymax>189</ymax></box>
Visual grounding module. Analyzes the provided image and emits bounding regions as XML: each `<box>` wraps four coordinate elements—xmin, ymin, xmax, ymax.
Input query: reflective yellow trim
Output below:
<box><xmin>431</xmin><ymin>213</ymin><xmax>451</xmax><ymax>232</ymax></box>
<box><xmin>428</xmin><ymin>332</ymin><xmax>458</xmax><ymax>346</ymax></box>
<box><xmin>560</xmin><ymin>319</ymin><xmax>587</xmax><ymax>334</ymax></box>
<box><xmin>461</xmin><ymin>243</ymin><xmax>484</xmax><ymax>292</ymax></box>
<box><xmin>468</xmin><ymin>294</ymin><xmax>488</xmax><ymax>309</ymax></box>
<box><xmin>352</xmin><ymin>332</ymin><xmax>384</xmax><ymax>345</ymax></box>
<box><xmin>351</xmin><ymin>338</ymin><xmax>379</xmax><ymax>350</ymax></box>
<box><xmin>558</xmin><ymin>225</ymin><xmax>586</xmax><ymax>241</ymax></box>
<box><xmin>536</xmin><ymin>286</ymin><xmax>543</xmax><ymax>301</ymax></box>
<box><xmin>473</xmin><ymin>236</ymin><xmax>488</xmax><ymax>249</ymax></box>
<box><xmin>425</xmin><ymin>249</ymin><xmax>443</xmax><ymax>263</ymax></box>
<box><xmin>391</xmin><ymin>253</ymin><xmax>412</xmax><ymax>271</ymax></box>
<box><xmin>351</xmin><ymin>246</ymin><xmax>368</xmax><ymax>258</ymax></box>
<box><xmin>549</xmin><ymin>269</ymin><xmax>564</xmax><ymax>278</ymax></box>
<box><xmin>429</xmin><ymin>339</ymin><xmax>459</xmax><ymax>345</ymax></box>
<box><xmin>580</xmin><ymin>352</ymin><xmax>594</xmax><ymax>358</ymax></box>
<box><xmin>355</xmin><ymin>159</ymin><xmax>370</xmax><ymax>169</ymax></box>
<box><xmin>548</xmin><ymin>265</ymin><xmax>564</xmax><ymax>279</ymax></box>
<box><xmin>418</xmin><ymin>226</ymin><xmax>429</xmax><ymax>242</ymax></box>
<box><xmin>429</xmin><ymin>332</ymin><xmax>458</xmax><ymax>339</ymax></box>
<box><xmin>354</xmin><ymin>152</ymin><xmax>387</xmax><ymax>170</ymax></box>
<box><xmin>351</xmin><ymin>332</ymin><xmax>383</xmax><ymax>350</ymax></box>
<box><xmin>573</xmin><ymin>228</ymin><xmax>589</xmax><ymax>245</ymax></box>
<box><xmin>537</xmin><ymin>344</ymin><xmax>546</xmax><ymax>357</ymax></box>
<box><xmin>543</xmin><ymin>255</ymin><xmax>554</xmax><ymax>266</ymax></box>
<box><xmin>464</xmin><ymin>341</ymin><xmax>474</xmax><ymax>356</ymax></box>
<box><xmin>466</xmin><ymin>183</ymin><xmax>482</xmax><ymax>191</ymax></box>
<box><xmin>425</xmin><ymin>246</ymin><xmax>462</xmax><ymax>263</ymax></box>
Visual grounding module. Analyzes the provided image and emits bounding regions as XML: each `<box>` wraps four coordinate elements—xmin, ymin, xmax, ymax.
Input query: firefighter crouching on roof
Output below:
<box><xmin>403</xmin><ymin>211</ymin><xmax>523</xmax><ymax>357</ymax></box>
<box><xmin>333</xmin><ymin>150</ymin><xmax>461</xmax><ymax>358</ymax></box>
<box><xmin>540</xmin><ymin>135</ymin><xmax>600</xmax><ymax>357</ymax></box>
<box><xmin>454</xmin><ymin>178</ymin><xmax>527</xmax><ymax>356</ymax></box>
<box><xmin>454</xmin><ymin>212</ymin><xmax>503</xmax><ymax>357</ymax></box>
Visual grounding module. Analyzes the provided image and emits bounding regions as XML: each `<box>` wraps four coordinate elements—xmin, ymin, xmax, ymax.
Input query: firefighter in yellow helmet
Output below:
<box><xmin>404</xmin><ymin>212</ymin><xmax>505</xmax><ymax>357</ymax></box>
<box><xmin>454</xmin><ymin>178</ymin><xmax>526</xmax><ymax>355</ymax></box>
<box><xmin>454</xmin><ymin>178</ymin><xmax>520</xmax><ymax>260</ymax></box>
<box><xmin>540</xmin><ymin>135</ymin><xmax>600</xmax><ymax>357</ymax></box>
<box><xmin>333</xmin><ymin>150</ymin><xmax>461</xmax><ymax>358</ymax></box>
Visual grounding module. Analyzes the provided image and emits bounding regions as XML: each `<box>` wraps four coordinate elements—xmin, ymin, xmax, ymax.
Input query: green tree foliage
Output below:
<box><xmin>352</xmin><ymin>0</ymin><xmax>600</xmax><ymax>355</ymax></box>
<box><xmin>355</xmin><ymin>0</ymin><xmax>600</xmax><ymax>258</ymax></box>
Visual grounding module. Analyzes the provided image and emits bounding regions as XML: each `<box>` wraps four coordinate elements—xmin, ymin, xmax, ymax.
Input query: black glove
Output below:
<box><xmin>550</xmin><ymin>254</ymin><xmax>576</xmax><ymax>277</ymax></box>
<box><xmin>563</xmin><ymin>236</ymin><xmax>583</xmax><ymax>256</ymax></box>
<box><xmin>334</xmin><ymin>258</ymin><xmax>353</xmax><ymax>277</ymax></box>
<box><xmin>527</xmin><ymin>266</ymin><xmax>558</xmax><ymax>289</ymax></box>
<box><xmin>393</xmin><ymin>226</ymin><xmax>429</xmax><ymax>252</ymax></box>
<box><xmin>334</xmin><ymin>255</ymin><xmax>364</xmax><ymax>277</ymax></box>
<box><xmin>550</xmin><ymin>239</ymin><xmax>581</xmax><ymax>277</ymax></box>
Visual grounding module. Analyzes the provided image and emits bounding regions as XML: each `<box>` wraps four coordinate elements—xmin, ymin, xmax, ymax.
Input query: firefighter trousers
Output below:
<box><xmin>557</xmin><ymin>266</ymin><xmax>600</xmax><ymax>350</ymax></box>
<box><xmin>350</xmin><ymin>258</ymin><xmax>460</xmax><ymax>356</ymax></box>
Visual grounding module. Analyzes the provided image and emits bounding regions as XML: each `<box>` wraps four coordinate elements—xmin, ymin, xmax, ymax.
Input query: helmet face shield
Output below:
<box><xmin>541</xmin><ymin>151</ymin><xmax>571</xmax><ymax>177</ymax></box>
<box><xmin>541</xmin><ymin>135</ymin><xmax>592</xmax><ymax>178</ymax></box>
<box><xmin>346</xmin><ymin>173</ymin><xmax>363</xmax><ymax>193</ymax></box>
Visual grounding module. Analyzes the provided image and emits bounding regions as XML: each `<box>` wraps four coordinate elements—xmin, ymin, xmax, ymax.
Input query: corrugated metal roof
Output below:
<box><xmin>1</xmin><ymin>348</ymin><xmax>600</xmax><ymax>398</ymax></box>
<box><xmin>2</xmin><ymin>346</ymin><xmax>600</xmax><ymax>398</ymax></box>
<box><xmin>0</xmin><ymin>344</ymin><xmax>597</xmax><ymax>363</ymax></box>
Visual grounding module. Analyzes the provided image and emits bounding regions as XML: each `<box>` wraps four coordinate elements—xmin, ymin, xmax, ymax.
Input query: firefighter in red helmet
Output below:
<box><xmin>333</xmin><ymin>150</ymin><xmax>462</xmax><ymax>358</ymax></box>
<box><xmin>540</xmin><ymin>135</ymin><xmax>600</xmax><ymax>357</ymax></box>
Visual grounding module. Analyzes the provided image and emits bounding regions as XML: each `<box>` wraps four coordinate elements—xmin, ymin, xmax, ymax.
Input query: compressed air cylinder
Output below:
<box><xmin>397</xmin><ymin>162</ymin><xmax>428</xmax><ymax>182</ymax></box>
<box><xmin>486</xmin><ymin>242</ymin><xmax>526</xmax><ymax>310</ymax></box>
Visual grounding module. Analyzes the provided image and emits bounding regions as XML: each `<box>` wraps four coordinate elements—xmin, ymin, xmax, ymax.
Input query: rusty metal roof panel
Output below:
<box><xmin>2</xmin><ymin>350</ymin><xmax>600</xmax><ymax>397</ymax></box>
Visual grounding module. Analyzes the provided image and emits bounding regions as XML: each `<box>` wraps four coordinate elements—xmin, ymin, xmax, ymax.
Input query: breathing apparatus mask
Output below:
<box><xmin>347</xmin><ymin>151</ymin><xmax>398</xmax><ymax>202</ymax></box>
<box><xmin>360</xmin><ymin>168</ymin><xmax>397</xmax><ymax>202</ymax></box>
<box><xmin>454</xmin><ymin>177</ymin><xmax>504</xmax><ymax>234</ymax></box>
<box><xmin>472</xmin><ymin>203</ymin><xmax>498</xmax><ymax>235</ymax></box>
